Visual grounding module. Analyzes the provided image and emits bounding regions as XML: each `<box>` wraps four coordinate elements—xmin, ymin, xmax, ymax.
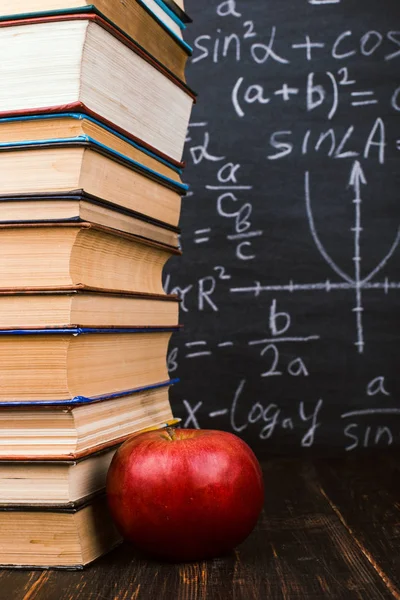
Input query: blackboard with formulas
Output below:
<box><xmin>164</xmin><ymin>0</ymin><xmax>400</xmax><ymax>456</ymax></box>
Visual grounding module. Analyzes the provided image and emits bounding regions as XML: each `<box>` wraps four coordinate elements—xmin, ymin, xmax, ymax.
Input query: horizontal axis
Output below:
<box><xmin>230</xmin><ymin>278</ymin><xmax>400</xmax><ymax>295</ymax></box>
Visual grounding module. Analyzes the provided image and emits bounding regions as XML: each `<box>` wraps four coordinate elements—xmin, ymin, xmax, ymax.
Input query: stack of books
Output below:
<box><xmin>0</xmin><ymin>0</ymin><xmax>194</xmax><ymax>569</ymax></box>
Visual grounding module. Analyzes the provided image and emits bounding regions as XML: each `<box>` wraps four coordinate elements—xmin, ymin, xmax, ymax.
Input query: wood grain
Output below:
<box><xmin>315</xmin><ymin>453</ymin><xmax>400</xmax><ymax>599</ymax></box>
<box><xmin>252</xmin><ymin>459</ymin><xmax>391</xmax><ymax>599</ymax></box>
<box><xmin>0</xmin><ymin>456</ymin><xmax>398</xmax><ymax>600</ymax></box>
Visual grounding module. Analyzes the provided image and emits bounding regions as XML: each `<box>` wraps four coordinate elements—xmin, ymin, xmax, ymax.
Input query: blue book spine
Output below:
<box><xmin>0</xmin><ymin>112</ymin><xmax>184</xmax><ymax>175</ymax></box>
<box><xmin>150</xmin><ymin>0</ymin><xmax>186</xmax><ymax>30</ymax></box>
<box><xmin>0</xmin><ymin>326</ymin><xmax>180</xmax><ymax>335</ymax></box>
<box><xmin>0</xmin><ymin>378</ymin><xmax>180</xmax><ymax>407</ymax></box>
<box><xmin>0</xmin><ymin>136</ymin><xmax>188</xmax><ymax>193</ymax></box>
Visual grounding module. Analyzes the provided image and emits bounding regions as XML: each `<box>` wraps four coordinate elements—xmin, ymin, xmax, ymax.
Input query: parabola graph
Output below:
<box><xmin>231</xmin><ymin>160</ymin><xmax>400</xmax><ymax>353</ymax></box>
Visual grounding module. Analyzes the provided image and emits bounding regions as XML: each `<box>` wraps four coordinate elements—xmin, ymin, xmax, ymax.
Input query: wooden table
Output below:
<box><xmin>2</xmin><ymin>453</ymin><xmax>400</xmax><ymax>599</ymax></box>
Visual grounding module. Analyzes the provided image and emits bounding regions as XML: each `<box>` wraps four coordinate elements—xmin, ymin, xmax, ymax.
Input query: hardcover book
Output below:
<box><xmin>0</xmin><ymin>113</ymin><xmax>184</xmax><ymax>185</ymax></box>
<box><xmin>0</xmin><ymin>445</ymin><xmax>120</xmax><ymax>504</ymax></box>
<box><xmin>0</xmin><ymin>1</ymin><xmax>191</xmax><ymax>82</ymax></box>
<box><xmin>0</xmin><ymin>222</ymin><xmax>179</xmax><ymax>292</ymax></box>
<box><xmin>0</xmin><ymin>493</ymin><xmax>122</xmax><ymax>568</ymax></box>
<box><xmin>0</xmin><ymin>385</ymin><xmax>178</xmax><ymax>459</ymax></box>
<box><xmin>0</xmin><ymin>419</ymin><xmax>180</xmax><ymax>497</ymax></box>
<box><xmin>159</xmin><ymin>0</ymin><xmax>190</xmax><ymax>23</ymax></box>
<box><xmin>0</xmin><ymin>16</ymin><xmax>195</xmax><ymax>162</ymax></box>
<box><xmin>0</xmin><ymin>288</ymin><xmax>179</xmax><ymax>329</ymax></box>
<box><xmin>0</xmin><ymin>140</ymin><xmax>186</xmax><ymax>227</ymax></box>
<box><xmin>0</xmin><ymin>327</ymin><xmax>178</xmax><ymax>402</ymax></box>
<box><xmin>0</xmin><ymin>193</ymin><xmax>180</xmax><ymax>248</ymax></box>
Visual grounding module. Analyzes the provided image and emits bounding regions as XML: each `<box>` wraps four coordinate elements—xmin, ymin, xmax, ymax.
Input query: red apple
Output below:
<box><xmin>106</xmin><ymin>428</ymin><xmax>264</xmax><ymax>561</ymax></box>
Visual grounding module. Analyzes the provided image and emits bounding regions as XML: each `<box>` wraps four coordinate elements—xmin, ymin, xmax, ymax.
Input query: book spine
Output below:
<box><xmin>0</xmin><ymin>103</ymin><xmax>186</xmax><ymax>169</ymax></box>
<box><xmin>147</xmin><ymin>0</ymin><xmax>187</xmax><ymax>29</ymax></box>
<box><xmin>0</xmin><ymin>6</ymin><xmax>192</xmax><ymax>53</ymax></box>
<box><xmin>0</xmin><ymin>326</ymin><xmax>181</xmax><ymax>335</ymax></box>
<box><xmin>0</xmin><ymin>137</ymin><xmax>188</xmax><ymax>193</ymax></box>
<box><xmin>0</xmin><ymin>113</ymin><xmax>183</xmax><ymax>174</ymax></box>
<box><xmin>0</xmin><ymin>378</ymin><xmax>180</xmax><ymax>407</ymax></box>
<box><xmin>0</xmin><ymin>192</ymin><xmax>181</xmax><ymax>235</ymax></box>
<box><xmin>88</xmin><ymin>3</ymin><xmax>192</xmax><ymax>53</ymax></box>
<box><xmin>158</xmin><ymin>0</ymin><xmax>192</xmax><ymax>23</ymax></box>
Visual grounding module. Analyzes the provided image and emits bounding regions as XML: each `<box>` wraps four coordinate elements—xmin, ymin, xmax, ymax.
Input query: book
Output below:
<box><xmin>0</xmin><ymin>289</ymin><xmax>179</xmax><ymax>329</ymax></box>
<box><xmin>0</xmin><ymin>141</ymin><xmax>185</xmax><ymax>228</ymax></box>
<box><xmin>0</xmin><ymin>328</ymin><xmax>177</xmax><ymax>402</ymax></box>
<box><xmin>0</xmin><ymin>493</ymin><xmax>121</xmax><ymax>568</ymax></box>
<box><xmin>0</xmin><ymin>113</ymin><xmax>184</xmax><ymax>185</ymax></box>
<box><xmin>159</xmin><ymin>0</ymin><xmax>190</xmax><ymax>23</ymax></box>
<box><xmin>0</xmin><ymin>386</ymin><xmax>178</xmax><ymax>460</ymax></box>
<box><xmin>0</xmin><ymin>223</ymin><xmax>179</xmax><ymax>293</ymax></box>
<box><xmin>0</xmin><ymin>16</ymin><xmax>195</xmax><ymax>163</ymax></box>
<box><xmin>169</xmin><ymin>0</ymin><xmax>186</xmax><ymax>12</ymax></box>
<box><xmin>0</xmin><ymin>419</ymin><xmax>180</xmax><ymax>501</ymax></box>
<box><xmin>0</xmin><ymin>193</ymin><xmax>180</xmax><ymax>248</ymax></box>
<box><xmin>0</xmin><ymin>1</ymin><xmax>191</xmax><ymax>83</ymax></box>
<box><xmin>140</xmin><ymin>0</ymin><xmax>186</xmax><ymax>38</ymax></box>
<box><xmin>0</xmin><ymin>447</ymin><xmax>119</xmax><ymax>505</ymax></box>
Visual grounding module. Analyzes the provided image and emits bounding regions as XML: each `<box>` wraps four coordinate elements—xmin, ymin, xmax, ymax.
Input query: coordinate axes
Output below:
<box><xmin>230</xmin><ymin>160</ymin><xmax>400</xmax><ymax>353</ymax></box>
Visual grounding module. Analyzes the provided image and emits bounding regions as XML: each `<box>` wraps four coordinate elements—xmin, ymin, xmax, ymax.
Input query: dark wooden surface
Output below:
<box><xmin>2</xmin><ymin>453</ymin><xmax>400</xmax><ymax>600</ymax></box>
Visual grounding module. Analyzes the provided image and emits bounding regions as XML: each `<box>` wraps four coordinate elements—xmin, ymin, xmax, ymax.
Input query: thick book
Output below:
<box><xmin>0</xmin><ymin>222</ymin><xmax>179</xmax><ymax>293</ymax></box>
<box><xmin>0</xmin><ymin>492</ymin><xmax>121</xmax><ymax>568</ymax></box>
<box><xmin>0</xmin><ymin>16</ymin><xmax>195</xmax><ymax>163</ymax></box>
<box><xmin>0</xmin><ymin>193</ymin><xmax>180</xmax><ymax>248</ymax></box>
<box><xmin>0</xmin><ymin>113</ymin><xmax>184</xmax><ymax>186</ymax></box>
<box><xmin>0</xmin><ymin>1</ymin><xmax>191</xmax><ymax>83</ymax></box>
<box><xmin>0</xmin><ymin>419</ymin><xmax>180</xmax><ymax>500</ymax></box>
<box><xmin>0</xmin><ymin>327</ymin><xmax>178</xmax><ymax>402</ymax></box>
<box><xmin>0</xmin><ymin>385</ymin><xmax>178</xmax><ymax>459</ymax></box>
<box><xmin>0</xmin><ymin>288</ymin><xmax>179</xmax><ymax>329</ymax></box>
<box><xmin>0</xmin><ymin>139</ymin><xmax>186</xmax><ymax>228</ymax></box>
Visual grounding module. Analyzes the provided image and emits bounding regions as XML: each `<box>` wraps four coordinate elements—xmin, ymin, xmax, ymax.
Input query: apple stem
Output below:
<box><xmin>165</xmin><ymin>427</ymin><xmax>176</xmax><ymax>441</ymax></box>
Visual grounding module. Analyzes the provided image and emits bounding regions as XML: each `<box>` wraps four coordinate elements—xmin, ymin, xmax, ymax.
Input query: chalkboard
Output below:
<box><xmin>164</xmin><ymin>0</ymin><xmax>400</xmax><ymax>455</ymax></box>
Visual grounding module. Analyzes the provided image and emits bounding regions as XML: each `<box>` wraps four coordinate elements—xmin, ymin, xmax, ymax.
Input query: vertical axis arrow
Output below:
<box><xmin>349</xmin><ymin>160</ymin><xmax>367</xmax><ymax>353</ymax></box>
